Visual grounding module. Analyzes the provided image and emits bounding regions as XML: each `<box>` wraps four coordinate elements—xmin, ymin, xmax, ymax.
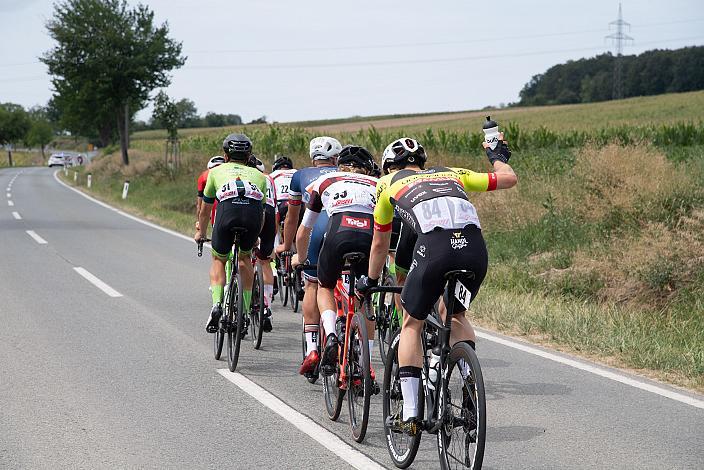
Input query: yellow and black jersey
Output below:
<box><xmin>373</xmin><ymin>166</ymin><xmax>497</xmax><ymax>234</ymax></box>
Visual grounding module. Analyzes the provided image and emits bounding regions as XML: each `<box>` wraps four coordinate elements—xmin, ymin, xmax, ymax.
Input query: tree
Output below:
<box><xmin>26</xmin><ymin>119</ymin><xmax>54</xmax><ymax>158</ymax></box>
<box><xmin>42</xmin><ymin>0</ymin><xmax>185</xmax><ymax>165</ymax></box>
<box><xmin>152</xmin><ymin>91</ymin><xmax>179</xmax><ymax>140</ymax></box>
<box><xmin>0</xmin><ymin>103</ymin><xmax>32</xmax><ymax>166</ymax></box>
<box><xmin>175</xmin><ymin>98</ymin><xmax>199</xmax><ymax>128</ymax></box>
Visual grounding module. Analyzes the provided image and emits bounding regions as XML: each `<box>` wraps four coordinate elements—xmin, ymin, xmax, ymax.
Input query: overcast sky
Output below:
<box><xmin>1</xmin><ymin>0</ymin><xmax>703</xmax><ymax>123</ymax></box>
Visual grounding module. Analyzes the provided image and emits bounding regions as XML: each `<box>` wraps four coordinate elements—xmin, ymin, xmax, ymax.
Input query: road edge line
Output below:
<box><xmin>476</xmin><ymin>330</ymin><xmax>704</xmax><ymax>409</ymax></box>
<box><xmin>217</xmin><ymin>369</ymin><xmax>384</xmax><ymax>470</ymax></box>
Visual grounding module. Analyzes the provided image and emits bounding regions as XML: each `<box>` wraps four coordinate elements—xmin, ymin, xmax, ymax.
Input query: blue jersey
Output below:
<box><xmin>288</xmin><ymin>165</ymin><xmax>338</xmax><ymax>207</ymax></box>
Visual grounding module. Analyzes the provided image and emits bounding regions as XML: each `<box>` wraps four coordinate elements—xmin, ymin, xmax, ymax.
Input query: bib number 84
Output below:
<box><xmin>454</xmin><ymin>280</ymin><xmax>472</xmax><ymax>310</ymax></box>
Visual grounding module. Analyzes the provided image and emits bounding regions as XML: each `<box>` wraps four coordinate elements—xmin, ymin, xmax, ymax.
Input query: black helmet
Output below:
<box><xmin>381</xmin><ymin>138</ymin><xmax>427</xmax><ymax>173</ymax></box>
<box><xmin>272</xmin><ymin>155</ymin><xmax>294</xmax><ymax>171</ymax></box>
<box><xmin>338</xmin><ymin>145</ymin><xmax>375</xmax><ymax>173</ymax></box>
<box><xmin>222</xmin><ymin>133</ymin><xmax>252</xmax><ymax>160</ymax></box>
<box><xmin>370</xmin><ymin>161</ymin><xmax>382</xmax><ymax>178</ymax></box>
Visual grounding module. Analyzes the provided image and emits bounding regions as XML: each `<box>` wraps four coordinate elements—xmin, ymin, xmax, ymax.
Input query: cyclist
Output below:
<box><xmin>195</xmin><ymin>155</ymin><xmax>226</xmax><ymax>231</ymax></box>
<box><xmin>246</xmin><ymin>154</ymin><xmax>277</xmax><ymax>332</ymax></box>
<box><xmin>270</xmin><ymin>155</ymin><xmax>296</xmax><ymax>243</ymax></box>
<box><xmin>294</xmin><ymin>145</ymin><xmax>378</xmax><ymax>377</ymax></box>
<box><xmin>357</xmin><ymin>135</ymin><xmax>517</xmax><ymax>429</ymax></box>
<box><xmin>275</xmin><ymin>136</ymin><xmax>341</xmax><ymax>376</ymax></box>
<box><xmin>194</xmin><ymin>134</ymin><xmax>268</xmax><ymax>334</ymax></box>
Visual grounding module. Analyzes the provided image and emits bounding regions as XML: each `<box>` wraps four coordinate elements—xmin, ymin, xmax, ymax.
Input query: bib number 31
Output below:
<box><xmin>454</xmin><ymin>280</ymin><xmax>472</xmax><ymax>310</ymax></box>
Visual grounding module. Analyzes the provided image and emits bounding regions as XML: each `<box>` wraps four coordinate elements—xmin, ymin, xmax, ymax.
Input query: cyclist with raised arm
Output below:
<box><xmin>275</xmin><ymin>136</ymin><xmax>340</xmax><ymax>377</ymax></box>
<box><xmin>195</xmin><ymin>156</ymin><xmax>226</xmax><ymax>231</ymax></box>
<box><xmin>194</xmin><ymin>134</ymin><xmax>267</xmax><ymax>334</ymax></box>
<box><xmin>357</xmin><ymin>136</ymin><xmax>517</xmax><ymax>430</ymax></box>
<box><xmin>294</xmin><ymin>145</ymin><xmax>378</xmax><ymax>378</ymax></box>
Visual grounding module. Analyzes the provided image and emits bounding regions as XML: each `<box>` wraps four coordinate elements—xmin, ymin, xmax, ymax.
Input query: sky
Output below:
<box><xmin>1</xmin><ymin>0</ymin><xmax>703</xmax><ymax>123</ymax></box>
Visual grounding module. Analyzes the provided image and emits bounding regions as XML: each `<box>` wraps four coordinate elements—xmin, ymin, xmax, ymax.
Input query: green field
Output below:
<box><xmin>63</xmin><ymin>91</ymin><xmax>704</xmax><ymax>391</ymax></box>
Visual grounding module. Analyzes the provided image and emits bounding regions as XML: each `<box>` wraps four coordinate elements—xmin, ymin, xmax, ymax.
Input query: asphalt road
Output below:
<box><xmin>1</xmin><ymin>167</ymin><xmax>703</xmax><ymax>469</ymax></box>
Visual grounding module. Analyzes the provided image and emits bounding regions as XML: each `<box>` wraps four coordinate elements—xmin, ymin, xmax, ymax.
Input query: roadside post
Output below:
<box><xmin>87</xmin><ymin>173</ymin><xmax>92</xmax><ymax>188</ymax></box>
<box><xmin>122</xmin><ymin>180</ymin><xmax>130</xmax><ymax>199</ymax></box>
<box><xmin>73</xmin><ymin>171</ymin><xmax>77</xmax><ymax>182</ymax></box>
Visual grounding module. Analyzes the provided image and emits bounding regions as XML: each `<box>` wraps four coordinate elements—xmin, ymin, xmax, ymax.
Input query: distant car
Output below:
<box><xmin>47</xmin><ymin>153</ymin><xmax>66</xmax><ymax>167</ymax></box>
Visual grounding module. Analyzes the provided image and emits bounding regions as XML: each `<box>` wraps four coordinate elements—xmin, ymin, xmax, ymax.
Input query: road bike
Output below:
<box><xmin>291</xmin><ymin>260</ymin><xmax>307</xmax><ymax>313</ymax></box>
<box><xmin>320</xmin><ymin>252</ymin><xmax>379</xmax><ymax>443</ymax></box>
<box><xmin>374</xmin><ymin>256</ymin><xmax>402</xmax><ymax>365</ymax></box>
<box><xmin>381</xmin><ymin>270</ymin><xmax>486</xmax><ymax>470</ymax></box>
<box><xmin>275</xmin><ymin>250</ymin><xmax>295</xmax><ymax>307</ymax></box>
<box><xmin>250</xmin><ymin>258</ymin><xmax>265</xmax><ymax>350</ymax></box>
<box><xmin>294</xmin><ymin>262</ymin><xmax>320</xmax><ymax>384</ymax></box>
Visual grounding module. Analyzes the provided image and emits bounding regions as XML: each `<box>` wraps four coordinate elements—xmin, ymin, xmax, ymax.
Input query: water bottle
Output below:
<box><xmin>427</xmin><ymin>349</ymin><xmax>441</xmax><ymax>390</ymax></box>
<box><xmin>336</xmin><ymin>316</ymin><xmax>346</xmax><ymax>344</ymax></box>
<box><xmin>482</xmin><ymin>115</ymin><xmax>500</xmax><ymax>150</ymax></box>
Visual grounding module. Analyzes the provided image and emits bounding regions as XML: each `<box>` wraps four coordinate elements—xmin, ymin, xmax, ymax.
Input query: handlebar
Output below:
<box><xmin>196</xmin><ymin>238</ymin><xmax>211</xmax><ymax>257</ymax></box>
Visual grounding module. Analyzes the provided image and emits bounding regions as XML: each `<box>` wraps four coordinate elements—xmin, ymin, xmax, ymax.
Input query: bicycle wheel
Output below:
<box><xmin>213</xmin><ymin>313</ymin><xmax>225</xmax><ymax>360</ymax></box>
<box><xmin>383</xmin><ymin>332</ymin><xmax>423</xmax><ymax>468</ymax></box>
<box><xmin>347</xmin><ymin>312</ymin><xmax>372</xmax><ymax>443</ymax></box>
<box><xmin>227</xmin><ymin>265</ymin><xmax>245</xmax><ymax>372</ymax></box>
<box><xmin>292</xmin><ymin>269</ymin><xmax>300</xmax><ymax>313</ymax></box>
<box><xmin>250</xmin><ymin>262</ymin><xmax>265</xmax><ymax>350</ymax></box>
<box><xmin>437</xmin><ymin>342</ymin><xmax>486</xmax><ymax>470</ymax></box>
<box><xmin>321</xmin><ymin>326</ymin><xmax>345</xmax><ymax>421</ymax></box>
<box><xmin>376</xmin><ymin>274</ymin><xmax>397</xmax><ymax>365</ymax></box>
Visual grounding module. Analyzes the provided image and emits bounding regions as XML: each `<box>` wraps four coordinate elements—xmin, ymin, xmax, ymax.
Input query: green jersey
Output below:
<box><xmin>203</xmin><ymin>162</ymin><xmax>267</xmax><ymax>204</ymax></box>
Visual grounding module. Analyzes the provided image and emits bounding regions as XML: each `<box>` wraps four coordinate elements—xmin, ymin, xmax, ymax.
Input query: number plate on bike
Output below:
<box><xmin>454</xmin><ymin>280</ymin><xmax>472</xmax><ymax>310</ymax></box>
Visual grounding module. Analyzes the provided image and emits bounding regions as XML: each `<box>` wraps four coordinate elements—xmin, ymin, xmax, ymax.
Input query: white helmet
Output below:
<box><xmin>309</xmin><ymin>136</ymin><xmax>342</xmax><ymax>161</ymax></box>
<box><xmin>207</xmin><ymin>155</ymin><xmax>226</xmax><ymax>169</ymax></box>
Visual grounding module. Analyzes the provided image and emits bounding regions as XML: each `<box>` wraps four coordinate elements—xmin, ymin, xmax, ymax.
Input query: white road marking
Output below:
<box><xmin>25</xmin><ymin>230</ymin><xmax>47</xmax><ymax>245</ymax></box>
<box><xmin>8</xmin><ymin>200</ymin><xmax>14</xmax><ymax>206</ymax></box>
<box><xmin>73</xmin><ymin>267</ymin><xmax>123</xmax><ymax>297</ymax></box>
<box><xmin>476</xmin><ymin>330</ymin><xmax>704</xmax><ymax>409</ymax></box>
<box><xmin>6</xmin><ymin>193</ymin><xmax>10</xmax><ymax>198</ymax></box>
<box><xmin>12</xmin><ymin>211</ymin><xmax>21</xmax><ymax>220</ymax></box>
<box><xmin>53</xmin><ymin>170</ymin><xmax>704</xmax><ymax>410</ymax></box>
<box><xmin>218</xmin><ymin>370</ymin><xmax>384</xmax><ymax>470</ymax></box>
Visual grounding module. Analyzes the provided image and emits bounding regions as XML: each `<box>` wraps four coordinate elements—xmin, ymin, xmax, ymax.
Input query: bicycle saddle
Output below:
<box><xmin>343</xmin><ymin>252</ymin><xmax>366</xmax><ymax>264</ymax></box>
<box><xmin>444</xmin><ymin>269</ymin><xmax>476</xmax><ymax>280</ymax></box>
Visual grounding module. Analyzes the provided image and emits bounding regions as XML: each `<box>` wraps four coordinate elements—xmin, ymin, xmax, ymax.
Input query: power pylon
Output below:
<box><xmin>605</xmin><ymin>3</ymin><xmax>634</xmax><ymax>99</ymax></box>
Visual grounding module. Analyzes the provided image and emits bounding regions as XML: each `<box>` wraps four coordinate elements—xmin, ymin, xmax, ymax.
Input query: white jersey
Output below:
<box><xmin>306</xmin><ymin>171</ymin><xmax>378</xmax><ymax>216</ymax></box>
<box><xmin>264</xmin><ymin>174</ymin><xmax>276</xmax><ymax>207</ymax></box>
<box><xmin>270</xmin><ymin>168</ymin><xmax>295</xmax><ymax>202</ymax></box>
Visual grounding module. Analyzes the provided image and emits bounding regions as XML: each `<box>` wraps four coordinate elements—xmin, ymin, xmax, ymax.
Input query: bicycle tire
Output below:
<box><xmin>213</xmin><ymin>287</ymin><xmax>226</xmax><ymax>360</ymax></box>
<box><xmin>227</xmin><ymin>264</ymin><xmax>245</xmax><ymax>372</ymax></box>
<box><xmin>292</xmin><ymin>269</ymin><xmax>300</xmax><ymax>313</ymax></box>
<box><xmin>347</xmin><ymin>312</ymin><xmax>372</xmax><ymax>443</ymax></box>
<box><xmin>437</xmin><ymin>342</ymin><xmax>486</xmax><ymax>470</ymax></box>
<box><xmin>321</xmin><ymin>324</ymin><xmax>345</xmax><ymax>421</ymax></box>
<box><xmin>383</xmin><ymin>331</ymin><xmax>424</xmax><ymax>468</ymax></box>
<box><xmin>377</xmin><ymin>274</ymin><xmax>397</xmax><ymax>365</ymax></box>
<box><xmin>251</xmin><ymin>262</ymin><xmax>265</xmax><ymax>350</ymax></box>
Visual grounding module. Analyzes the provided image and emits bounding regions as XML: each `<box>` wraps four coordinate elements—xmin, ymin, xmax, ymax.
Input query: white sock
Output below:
<box><xmin>400</xmin><ymin>376</ymin><xmax>420</xmax><ymax>420</ymax></box>
<box><xmin>264</xmin><ymin>284</ymin><xmax>274</xmax><ymax>307</ymax></box>
<box><xmin>321</xmin><ymin>309</ymin><xmax>336</xmax><ymax>337</ymax></box>
<box><xmin>304</xmin><ymin>324</ymin><xmax>319</xmax><ymax>355</ymax></box>
<box><xmin>368</xmin><ymin>340</ymin><xmax>374</xmax><ymax>363</ymax></box>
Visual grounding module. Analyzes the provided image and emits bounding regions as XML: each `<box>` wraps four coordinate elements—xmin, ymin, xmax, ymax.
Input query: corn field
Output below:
<box><xmin>174</xmin><ymin>121</ymin><xmax>704</xmax><ymax>159</ymax></box>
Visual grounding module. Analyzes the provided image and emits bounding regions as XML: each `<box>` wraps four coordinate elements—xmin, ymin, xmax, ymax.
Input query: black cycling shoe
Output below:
<box><xmin>262</xmin><ymin>308</ymin><xmax>272</xmax><ymax>332</ymax></box>
<box><xmin>320</xmin><ymin>334</ymin><xmax>338</xmax><ymax>376</ymax></box>
<box><xmin>205</xmin><ymin>304</ymin><xmax>222</xmax><ymax>333</ymax></box>
<box><xmin>272</xmin><ymin>282</ymin><xmax>279</xmax><ymax>297</ymax></box>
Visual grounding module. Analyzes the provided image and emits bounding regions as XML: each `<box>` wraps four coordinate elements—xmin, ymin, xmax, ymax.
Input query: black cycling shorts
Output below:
<box><xmin>390</xmin><ymin>216</ymin><xmax>402</xmax><ymax>251</ymax></box>
<box><xmin>401</xmin><ymin>225</ymin><xmax>487</xmax><ymax>320</ymax></box>
<box><xmin>211</xmin><ymin>197</ymin><xmax>264</xmax><ymax>258</ymax></box>
<box><xmin>394</xmin><ymin>221</ymin><xmax>418</xmax><ymax>274</ymax></box>
<box><xmin>256</xmin><ymin>204</ymin><xmax>276</xmax><ymax>260</ymax></box>
<box><xmin>317</xmin><ymin>212</ymin><xmax>374</xmax><ymax>289</ymax></box>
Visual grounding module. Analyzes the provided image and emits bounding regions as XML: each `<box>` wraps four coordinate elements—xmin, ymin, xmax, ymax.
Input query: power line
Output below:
<box><xmin>1</xmin><ymin>34</ymin><xmax>701</xmax><ymax>81</ymax></box>
<box><xmin>182</xmin><ymin>36</ymin><xmax>703</xmax><ymax>71</ymax></box>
